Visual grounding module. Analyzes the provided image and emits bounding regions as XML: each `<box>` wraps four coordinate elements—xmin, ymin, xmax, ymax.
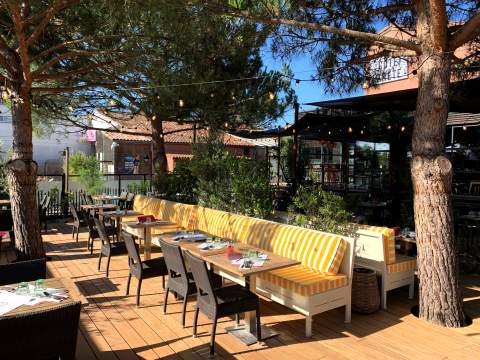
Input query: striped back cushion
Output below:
<box><xmin>246</xmin><ymin>221</ymin><xmax>346</xmax><ymax>274</ymax></box>
<box><xmin>190</xmin><ymin>206</ymin><xmax>230</xmax><ymax>238</ymax></box>
<box><xmin>133</xmin><ymin>195</ymin><xmax>160</xmax><ymax>215</ymax></box>
<box><xmin>226</xmin><ymin>214</ymin><xmax>252</xmax><ymax>244</ymax></box>
<box><xmin>358</xmin><ymin>225</ymin><xmax>396</xmax><ymax>264</ymax></box>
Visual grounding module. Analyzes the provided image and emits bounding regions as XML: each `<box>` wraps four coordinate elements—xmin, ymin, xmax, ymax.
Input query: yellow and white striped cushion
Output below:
<box><xmin>246</xmin><ymin>222</ymin><xmax>347</xmax><ymax>274</ymax></box>
<box><xmin>258</xmin><ymin>265</ymin><xmax>348</xmax><ymax>296</ymax></box>
<box><xmin>387</xmin><ymin>255</ymin><xmax>416</xmax><ymax>273</ymax></box>
<box><xmin>359</xmin><ymin>225</ymin><xmax>396</xmax><ymax>264</ymax></box>
<box><xmin>226</xmin><ymin>214</ymin><xmax>252</xmax><ymax>243</ymax></box>
<box><xmin>191</xmin><ymin>206</ymin><xmax>230</xmax><ymax>238</ymax></box>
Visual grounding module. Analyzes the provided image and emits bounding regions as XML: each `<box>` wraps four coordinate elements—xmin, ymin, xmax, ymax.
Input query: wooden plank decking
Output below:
<box><xmin>4</xmin><ymin>221</ymin><xmax>480</xmax><ymax>359</ymax></box>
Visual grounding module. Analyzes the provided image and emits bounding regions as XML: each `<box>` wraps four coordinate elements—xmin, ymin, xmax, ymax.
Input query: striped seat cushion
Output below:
<box><xmin>387</xmin><ymin>255</ymin><xmax>416</xmax><ymax>273</ymax></box>
<box><xmin>258</xmin><ymin>265</ymin><xmax>348</xmax><ymax>296</ymax></box>
<box><xmin>359</xmin><ymin>225</ymin><xmax>396</xmax><ymax>264</ymax></box>
<box><xmin>246</xmin><ymin>221</ymin><xmax>347</xmax><ymax>274</ymax></box>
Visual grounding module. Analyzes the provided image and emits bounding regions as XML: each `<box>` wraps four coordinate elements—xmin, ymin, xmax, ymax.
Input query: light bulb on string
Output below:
<box><xmin>2</xmin><ymin>88</ymin><xmax>9</xmax><ymax>101</ymax></box>
<box><xmin>401</xmin><ymin>126</ymin><xmax>406</xmax><ymax>132</ymax></box>
<box><xmin>360</xmin><ymin>130</ymin><xmax>364</xmax><ymax>135</ymax></box>
<box><xmin>387</xmin><ymin>124</ymin><xmax>392</xmax><ymax>130</ymax></box>
<box><xmin>178</xmin><ymin>97</ymin><xmax>184</xmax><ymax>108</ymax></box>
<box><xmin>348</xmin><ymin>127</ymin><xmax>353</xmax><ymax>133</ymax></box>
<box><xmin>362</xmin><ymin>80</ymin><xmax>369</xmax><ymax>89</ymax></box>
<box><xmin>109</xmin><ymin>98</ymin><xmax>116</xmax><ymax>106</ymax></box>
<box><xmin>463</xmin><ymin>126</ymin><xmax>467</xmax><ymax>131</ymax></box>
<box><xmin>268</xmin><ymin>92</ymin><xmax>275</xmax><ymax>100</ymax></box>
<box><xmin>68</xmin><ymin>106</ymin><xmax>74</xmax><ymax>112</ymax></box>
<box><xmin>224</xmin><ymin>122</ymin><xmax>229</xmax><ymax>128</ymax></box>
<box><xmin>295</xmin><ymin>79</ymin><xmax>301</xmax><ymax>86</ymax></box>
<box><xmin>328</xmin><ymin>130</ymin><xmax>332</xmax><ymax>135</ymax></box>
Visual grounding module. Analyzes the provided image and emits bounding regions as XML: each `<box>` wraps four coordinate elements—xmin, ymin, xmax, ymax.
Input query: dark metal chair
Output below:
<box><xmin>39</xmin><ymin>195</ymin><xmax>51</xmax><ymax>232</ymax></box>
<box><xmin>123</xmin><ymin>232</ymin><xmax>168</xmax><ymax>306</ymax></box>
<box><xmin>94</xmin><ymin>218</ymin><xmax>128</xmax><ymax>277</ymax></box>
<box><xmin>85</xmin><ymin>212</ymin><xmax>117</xmax><ymax>254</ymax></box>
<box><xmin>124</xmin><ymin>193</ymin><xmax>135</xmax><ymax>210</ymax></box>
<box><xmin>0</xmin><ymin>258</ymin><xmax>47</xmax><ymax>286</ymax></box>
<box><xmin>185</xmin><ymin>251</ymin><xmax>261</xmax><ymax>356</ymax></box>
<box><xmin>0</xmin><ymin>300</ymin><xmax>81</xmax><ymax>359</ymax></box>
<box><xmin>69</xmin><ymin>204</ymin><xmax>86</xmax><ymax>242</ymax></box>
<box><xmin>159</xmin><ymin>238</ymin><xmax>197</xmax><ymax>327</ymax></box>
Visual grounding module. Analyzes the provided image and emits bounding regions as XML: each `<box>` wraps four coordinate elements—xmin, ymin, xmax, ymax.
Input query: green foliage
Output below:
<box><xmin>155</xmin><ymin>159</ymin><xmax>198</xmax><ymax>204</ymax></box>
<box><xmin>279</xmin><ymin>137</ymin><xmax>310</xmax><ymax>183</ymax></box>
<box><xmin>127</xmin><ymin>181</ymin><xmax>150</xmax><ymax>196</ymax></box>
<box><xmin>69</xmin><ymin>152</ymin><xmax>104</xmax><ymax>195</ymax></box>
<box><xmin>188</xmin><ymin>137</ymin><xmax>273</xmax><ymax>218</ymax></box>
<box><xmin>0</xmin><ymin>161</ymin><xmax>8</xmax><ymax>199</ymax></box>
<box><xmin>288</xmin><ymin>184</ymin><xmax>353</xmax><ymax>235</ymax></box>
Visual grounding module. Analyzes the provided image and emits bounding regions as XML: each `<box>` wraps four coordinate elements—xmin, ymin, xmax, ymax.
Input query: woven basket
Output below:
<box><xmin>352</xmin><ymin>267</ymin><xmax>380</xmax><ymax>314</ymax></box>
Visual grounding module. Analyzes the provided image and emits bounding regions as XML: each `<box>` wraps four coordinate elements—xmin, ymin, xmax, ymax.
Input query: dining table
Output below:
<box><xmin>92</xmin><ymin>195</ymin><xmax>122</xmax><ymax>204</ymax></box>
<box><xmin>157</xmin><ymin>231</ymin><xmax>300</xmax><ymax>345</ymax></box>
<box><xmin>80</xmin><ymin>203</ymin><xmax>119</xmax><ymax>214</ymax></box>
<box><xmin>101</xmin><ymin>210</ymin><xmax>143</xmax><ymax>239</ymax></box>
<box><xmin>123</xmin><ymin>220</ymin><xmax>181</xmax><ymax>259</ymax></box>
<box><xmin>0</xmin><ymin>277</ymin><xmax>87</xmax><ymax>317</ymax></box>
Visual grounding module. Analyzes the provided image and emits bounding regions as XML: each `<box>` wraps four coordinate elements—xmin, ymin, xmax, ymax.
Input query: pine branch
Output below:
<box><xmin>33</xmin><ymin>60</ymin><xmax>119</xmax><ymax>81</ymax></box>
<box><xmin>449</xmin><ymin>11</ymin><xmax>480</xmax><ymax>50</ymax></box>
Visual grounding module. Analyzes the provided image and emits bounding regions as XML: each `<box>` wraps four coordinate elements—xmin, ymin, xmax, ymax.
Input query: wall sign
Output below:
<box><xmin>369</xmin><ymin>57</ymin><xmax>408</xmax><ymax>84</ymax></box>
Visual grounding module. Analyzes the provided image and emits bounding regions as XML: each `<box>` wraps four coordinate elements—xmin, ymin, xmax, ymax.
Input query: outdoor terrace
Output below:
<box><xmin>4</xmin><ymin>221</ymin><xmax>479</xmax><ymax>360</ymax></box>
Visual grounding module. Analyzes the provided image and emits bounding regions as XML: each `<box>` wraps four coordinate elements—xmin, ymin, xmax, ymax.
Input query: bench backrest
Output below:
<box><xmin>133</xmin><ymin>195</ymin><xmax>348</xmax><ymax>274</ymax></box>
<box><xmin>354</xmin><ymin>225</ymin><xmax>395</xmax><ymax>264</ymax></box>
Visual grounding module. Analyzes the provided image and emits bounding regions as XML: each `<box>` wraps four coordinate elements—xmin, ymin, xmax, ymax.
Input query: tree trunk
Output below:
<box><xmin>411</xmin><ymin>47</ymin><xmax>464</xmax><ymax>326</ymax></box>
<box><xmin>151</xmin><ymin>117</ymin><xmax>168</xmax><ymax>187</ymax></box>
<box><xmin>6</xmin><ymin>89</ymin><xmax>45</xmax><ymax>260</ymax></box>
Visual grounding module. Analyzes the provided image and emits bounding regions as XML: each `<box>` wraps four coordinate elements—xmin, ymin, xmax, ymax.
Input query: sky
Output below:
<box><xmin>261</xmin><ymin>47</ymin><xmax>363</xmax><ymax>127</ymax></box>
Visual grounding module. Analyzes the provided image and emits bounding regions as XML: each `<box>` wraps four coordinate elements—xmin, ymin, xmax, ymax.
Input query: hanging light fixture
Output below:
<box><xmin>152</xmin><ymin>115</ymin><xmax>157</xmax><ymax>121</ymax></box>
<box><xmin>360</xmin><ymin>130</ymin><xmax>364</xmax><ymax>135</ymax></box>
<box><xmin>295</xmin><ymin>79</ymin><xmax>301</xmax><ymax>86</ymax></box>
<box><xmin>401</xmin><ymin>126</ymin><xmax>406</xmax><ymax>132</ymax></box>
<box><xmin>387</xmin><ymin>124</ymin><xmax>392</xmax><ymax>130</ymax></box>
<box><xmin>463</xmin><ymin>125</ymin><xmax>467</xmax><ymax>131</ymax></box>
<box><xmin>109</xmin><ymin>98</ymin><xmax>116</xmax><ymax>106</ymax></box>
<box><xmin>348</xmin><ymin>127</ymin><xmax>353</xmax><ymax>133</ymax></box>
<box><xmin>224</xmin><ymin>121</ymin><xmax>229</xmax><ymax>128</ymax></box>
<box><xmin>362</xmin><ymin>80</ymin><xmax>369</xmax><ymax>89</ymax></box>
<box><xmin>178</xmin><ymin>97</ymin><xmax>184</xmax><ymax>108</ymax></box>
<box><xmin>68</xmin><ymin>105</ymin><xmax>74</xmax><ymax>112</ymax></box>
<box><xmin>268</xmin><ymin>92</ymin><xmax>275</xmax><ymax>100</ymax></box>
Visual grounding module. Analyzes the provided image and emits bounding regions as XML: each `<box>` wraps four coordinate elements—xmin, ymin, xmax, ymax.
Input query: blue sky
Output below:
<box><xmin>261</xmin><ymin>48</ymin><xmax>362</xmax><ymax>126</ymax></box>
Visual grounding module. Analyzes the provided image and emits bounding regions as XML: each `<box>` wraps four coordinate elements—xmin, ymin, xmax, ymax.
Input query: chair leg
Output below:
<box><xmin>72</xmin><ymin>226</ymin><xmax>75</xmax><ymax>238</ymax></box>
<box><xmin>210</xmin><ymin>315</ymin><xmax>218</xmax><ymax>356</ymax></box>
<box><xmin>163</xmin><ymin>287</ymin><xmax>170</xmax><ymax>314</ymax></box>
<box><xmin>193</xmin><ymin>307</ymin><xmax>199</xmax><ymax>338</ymax></box>
<box><xmin>345</xmin><ymin>301</ymin><xmax>352</xmax><ymax>323</ymax></box>
<box><xmin>90</xmin><ymin>237</ymin><xmax>94</xmax><ymax>255</ymax></box>
<box><xmin>181</xmin><ymin>295</ymin><xmax>188</xmax><ymax>328</ymax></box>
<box><xmin>136</xmin><ymin>278</ymin><xmax>143</xmax><ymax>307</ymax></box>
<box><xmin>126</xmin><ymin>273</ymin><xmax>132</xmax><ymax>295</ymax></box>
<box><xmin>305</xmin><ymin>315</ymin><xmax>312</xmax><ymax>338</ymax></box>
<box><xmin>408</xmin><ymin>276</ymin><xmax>415</xmax><ymax>299</ymax></box>
<box><xmin>76</xmin><ymin>227</ymin><xmax>79</xmax><ymax>242</ymax></box>
<box><xmin>98</xmin><ymin>252</ymin><xmax>102</xmax><ymax>271</ymax></box>
<box><xmin>106</xmin><ymin>254</ymin><xmax>111</xmax><ymax>277</ymax></box>
<box><xmin>236</xmin><ymin>313</ymin><xmax>240</xmax><ymax>326</ymax></box>
<box><xmin>256</xmin><ymin>307</ymin><xmax>262</xmax><ymax>342</ymax></box>
<box><xmin>162</xmin><ymin>275</ymin><xmax>165</xmax><ymax>290</ymax></box>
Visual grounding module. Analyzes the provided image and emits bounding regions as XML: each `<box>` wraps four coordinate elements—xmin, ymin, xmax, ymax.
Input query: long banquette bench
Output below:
<box><xmin>130</xmin><ymin>195</ymin><xmax>355</xmax><ymax>337</ymax></box>
<box><xmin>354</xmin><ymin>225</ymin><xmax>416</xmax><ymax>309</ymax></box>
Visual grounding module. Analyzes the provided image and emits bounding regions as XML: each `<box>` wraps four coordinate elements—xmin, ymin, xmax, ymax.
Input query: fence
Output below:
<box><xmin>37</xmin><ymin>173</ymin><xmax>153</xmax><ymax>218</ymax></box>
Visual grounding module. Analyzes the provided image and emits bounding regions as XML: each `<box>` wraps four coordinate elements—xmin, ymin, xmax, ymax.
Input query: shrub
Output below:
<box><xmin>69</xmin><ymin>152</ymin><xmax>104</xmax><ymax>195</ymax></box>
<box><xmin>127</xmin><ymin>181</ymin><xmax>150</xmax><ymax>195</ymax></box>
<box><xmin>288</xmin><ymin>184</ymin><xmax>353</xmax><ymax>235</ymax></box>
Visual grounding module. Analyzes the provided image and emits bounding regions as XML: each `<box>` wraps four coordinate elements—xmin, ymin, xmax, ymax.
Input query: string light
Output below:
<box><xmin>348</xmin><ymin>127</ymin><xmax>353</xmax><ymax>133</ymax></box>
<box><xmin>68</xmin><ymin>106</ymin><xmax>74</xmax><ymax>112</ymax></box>
<box><xmin>328</xmin><ymin>130</ymin><xmax>332</xmax><ymax>135</ymax></box>
<box><xmin>178</xmin><ymin>97</ymin><xmax>184</xmax><ymax>108</ymax></box>
<box><xmin>152</xmin><ymin>115</ymin><xmax>156</xmax><ymax>121</ymax></box>
<box><xmin>463</xmin><ymin>125</ymin><xmax>467</xmax><ymax>131</ymax></box>
<box><xmin>295</xmin><ymin>79</ymin><xmax>301</xmax><ymax>86</ymax></box>
<box><xmin>360</xmin><ymin>130</ymin><xmax>364</xmax><ymax>135</ymax></box>
<box><xmin>109</xmin><ymin>98</ymin><xmax>116</xmax><ymax>106</ymax></box>
<box><xmin>387</xmin><ymin>125</ymin><xmax>392</xmax><ymax>130</ymax></box>
<box><xmin>362</xmin><ymin>80</ymin><xmax>369</xmax><ymax>89</ymax></box>
<box><xmin>401</xmin><ymin>126</ymin><xmax>406</xmax><ymax>132</ymax></box>
<box><xmin>224</xmin><ymin>122</ymin><xmax>229</xmax><ymax>128</ymax></box>
<box><xmin>1</xmin><ymin>88</ymin><xmax>9</xmax><ymax>101</ymax></box>
<box><xmin>268</xmin><ymin>92</ymin><xmax>275</xmax><ymax>100</ymax></box>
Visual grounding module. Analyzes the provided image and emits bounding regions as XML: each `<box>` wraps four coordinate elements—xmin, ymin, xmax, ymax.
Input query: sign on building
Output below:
<box><xmin>369</xmin><ymin>57</ymin><xmax>408</xmax><ymax>84</ymax></box>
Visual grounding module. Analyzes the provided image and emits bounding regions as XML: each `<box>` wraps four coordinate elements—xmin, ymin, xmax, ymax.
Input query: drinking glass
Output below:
<box><xmin>34</xmin><ymin>279</ymin><xmax>46</xmax><ymax>297</ymax></box>
<box><xmin>16</xmin><ymin>282</ymin><xmax>29</xmax><ymax>295</ymax></box>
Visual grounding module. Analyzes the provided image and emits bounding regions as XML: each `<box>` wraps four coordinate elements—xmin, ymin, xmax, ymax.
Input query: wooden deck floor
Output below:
<box><xmin>9</xmin><ymin>222</ymin><xmax>480</xmax><ymax>359</ymax></box>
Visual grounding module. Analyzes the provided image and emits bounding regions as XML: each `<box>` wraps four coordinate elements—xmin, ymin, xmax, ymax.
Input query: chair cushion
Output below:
<box><xmin>246</xmin><ymin>221</ymin><xmax>347</xmax><ymax>274</ymax></box>
<box><xmin>214</xmin><ymin>284</ymin><xmax>258</xmax><ymax>305</ymax></box>
<box><xmin>257</xmin><ymin>265</ymin><xmax>348</xmax><ymax>296</ymax></box>
<box><xmin>387</xmin><ymin>255</ymin><xmax>416</xmax><ymax>273</ymax></box>
<box><xmin>358</xmin><ymin>225</ymin><xmax>396</xmax><ymax>264</ymax></box>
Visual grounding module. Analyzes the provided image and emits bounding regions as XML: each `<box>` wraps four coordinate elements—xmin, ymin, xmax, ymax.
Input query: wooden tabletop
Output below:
<box><xmin>123</xmin><ymin>220</ymin><xmax>177</xmax><ymax>229</ymax></box>
<box><xmin>92</xmin><ymin>195</ymin><xmax>122</xmax><ymax>201</ymax></box>
<box><xmin>0</xmin><ymin>277</ymin><xmax>87</xmax><ymax>317</ymax></box>
<box><xmin>156</xmin><ymin>232</ymin><xmax>300</xmax><ymax>278</ymax></box>
<box><xmin>101</xmin><ymin>210</ymin><xmax>143</xmax><ymax>219</ymax></box>
<box><xmin>80</xmin><ymin>204</ymin><xmax>118</xmax><ymax>210</ymax></box>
